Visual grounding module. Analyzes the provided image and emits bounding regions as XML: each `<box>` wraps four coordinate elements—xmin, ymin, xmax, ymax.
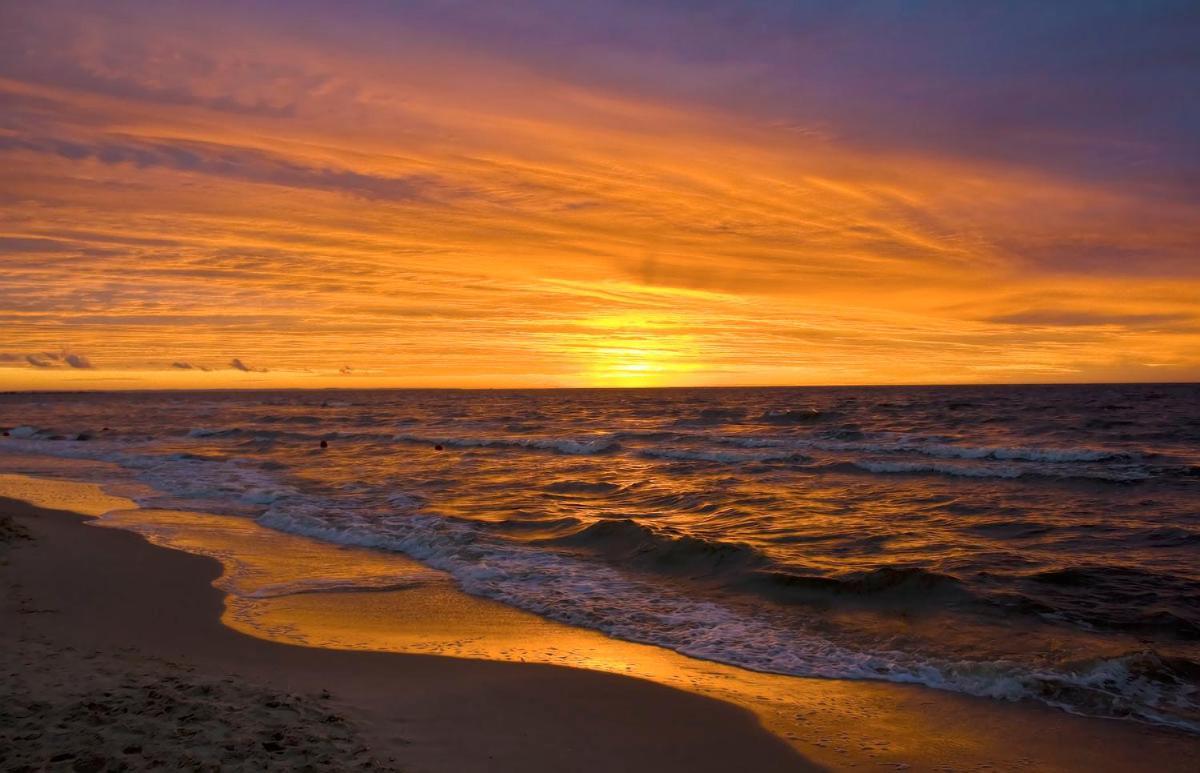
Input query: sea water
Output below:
<box><xmin>2</xmin><ymin>384</ymin><xmax>1197</xmax><ymax>731</ymax></box>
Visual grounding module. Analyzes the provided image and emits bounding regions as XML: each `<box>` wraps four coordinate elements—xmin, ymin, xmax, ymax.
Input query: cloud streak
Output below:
<box><xmin>0</xmin><ymin>1</ymin><xmax>1197</xmax><ymax>387</ymax></box>
<box><xmin>0</xmin><ymin>135</ymin><xmax>454</xmax><ymax>203</ymax></box>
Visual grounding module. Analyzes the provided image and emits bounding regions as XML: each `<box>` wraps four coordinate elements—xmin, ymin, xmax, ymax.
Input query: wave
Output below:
<box><xmin>720</xmin><ymin>433</ymin><xmax>1142</xmax><ymax>464</ymax></box>
<box><xmin>0</xmin><ymin>435</ymin><xmax>298</xmax><ymax>514</ymax></box>
<box><xmin>672</xmin><ymin>408</ymin><xmax>746</xmax><ymax>427</ymax></box>
<box><xmin>542</xmin><ymin>480</ymin><xmax>623</xmax><ymax>496</ymax></box>
<box><xmin>852</xmin><ymin>460</ymin><xmax>1025</xmax><ymax>479</ymax></box>
<box><xmin>848</xmin><ymin>459</ymin><xmax>1149</xmax><ymax>482</ymax></box>
<box><xmin>758</xmin><ymin>408</ymin><xmax>823</xmax><ymax>424</ymax></box>
<box><xmin>392</xmin><ymin>432</ymin><xmax>619</xmax><ymax>456</ymax></box>
<box><xmin>188</xmin><ymin>427</ymin><xmax>238</xmax><ymax>438</ymax></box>
<box><xmin>255</xmin><ymin>498</ymin><xmax>1200</xmax><ymax>733</ymax></box>
<box><xmin>909</xmin><ymin>650</ymin><xmax>1200</xmax><ymax>733</ymax></box>
<box><xmin>188</xmin><ymin>426</ymin><xmax>386</xmax><ymax>445</ymax></box>
<box><xmin>546</xmin><ymin>518</ymin><xmax>767</xmax><ymax>577</ymax></box>
<box><xmin>911</xmin><ymin>443</ymin><xmax>1138</xmax><ymax>464</ymax></box>
<box><xmin>252</xmin><ymin>414</ymin><xmax>322</xmax><ymax>425</ymax></box>
<box><xmin>1025</xmin><ymin>566</ymin><xmax>1200</xmax><ymax>640</ymax></box>
<box><xmin>639</xmin><ymin>447</ymin><xmax>809</xmax><ymax>464</ymax></box>
<box><xmin>749</xmin><ymin>566</ymin><xmax>973</xmax><ymax>605</ymax></box>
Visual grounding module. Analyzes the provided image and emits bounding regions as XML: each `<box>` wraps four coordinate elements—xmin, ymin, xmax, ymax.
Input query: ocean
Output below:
<box><xmin>2</xmin><ymin>384</ymin><xmax>1198</xmax><ymax>732</ymax></box>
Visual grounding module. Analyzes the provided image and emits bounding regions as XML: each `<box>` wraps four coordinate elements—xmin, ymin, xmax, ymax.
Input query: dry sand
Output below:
<box><xmin>0</xmin><ymin>498</ymin><xmax>808</xmax><ymax>772</ymax></box>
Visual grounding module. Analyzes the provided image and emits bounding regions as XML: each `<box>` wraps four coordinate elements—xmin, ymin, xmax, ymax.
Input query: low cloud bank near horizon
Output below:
<box><xmin>0</xmin><ymin>351</ymin><xmax>95</xmax><ymax>369</ymax></box>
<box><xmin>230</xmin><ymin>358</ymin><xmax>267</xmax><ymax>373</ymax></box>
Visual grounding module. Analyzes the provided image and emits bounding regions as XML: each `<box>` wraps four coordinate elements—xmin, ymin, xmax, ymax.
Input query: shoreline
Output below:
<box><xmin>0</xmin><ymin>495</ymin><xmax>808</xmax><ymax>772</ymax></box>
<box><xmin>2</xmin><ymin>475</ymin><xmax>1199</xmax><ymax>771</ymax></box>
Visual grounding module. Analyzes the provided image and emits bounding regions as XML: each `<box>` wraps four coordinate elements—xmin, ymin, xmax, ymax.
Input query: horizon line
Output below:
<box><xmin>2</xmin><ymin>380</ymin><xmax>1197</xmax><ymax>395</ymax></box>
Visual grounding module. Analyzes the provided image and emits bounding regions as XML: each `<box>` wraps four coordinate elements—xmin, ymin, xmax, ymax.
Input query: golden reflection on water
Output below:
<box><xmin>91</xmin><ymin>501</ymin><xmax>1188</xmax><ymax>772</ymax></box>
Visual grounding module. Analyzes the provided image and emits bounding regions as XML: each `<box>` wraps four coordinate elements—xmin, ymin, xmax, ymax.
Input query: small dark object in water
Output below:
<box><xmin>1</xmin><ymin>431</ymin><xmax>8</xmax><ymax>437</ymax></box>
<box><xmin>434</xmin><ymin>444</ymin><xmax>444</xmax><ymax>451</ymax></box>
<box><xmin>75</xmin><ymin>432</ymin><xmax>92</xmax><ymax>441</ymax></box>
<box><xmin>319</xmin><ymin>439</ymin><xmax>328</xmax><ymax>448</ymax></box>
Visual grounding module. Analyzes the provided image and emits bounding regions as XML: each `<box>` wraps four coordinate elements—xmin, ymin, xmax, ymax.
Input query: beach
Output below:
<box><xmin>3</xmin><ymin>474</ymin><xmax>1199</xmax><ymax>771</ymax></box>
<box><xmin>0</xmin><ymin>493</ymin><xmax>807</xmax><ymax>771</ymax></box>
<box><xmin>3</xmin><ymin>1</ymin><xmax>1196</xmax><ymax>767</ymax></box>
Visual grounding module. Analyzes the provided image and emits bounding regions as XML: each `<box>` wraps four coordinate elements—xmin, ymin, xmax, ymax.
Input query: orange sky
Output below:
<box><xmin>2</xmin><ymin>2</ymin><xmax>1198</xmax><ymax>389</ymax></box>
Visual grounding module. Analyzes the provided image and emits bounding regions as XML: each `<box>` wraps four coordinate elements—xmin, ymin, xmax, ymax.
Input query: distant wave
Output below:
<box><xmin>542</xmin><ymin>480</ymin><xmax>624</xmax><ymax>496</ymax></box>
<box><xmin>902</xmin><ymin>442</ymin><xmax>1138</xmax><ymax>464</ymax></box>
<box><xmin>392</xmin><ymin>432</ymin><xmax>619</xmax><ymax>456</ymax></box>
<box><xmin>757</xmin><ymin>408</ymin><xmax>824</xmax><ymax>424</ymax></box>
<box><xmin>671</xmin><ymin>408</ymin><xmax>746</xmax><ymax>427</ymax></box>
<box><xmin>719</xmin><ymin>433</ymin><xmax>1142</xmax><ymax>464</ymax></box>
<box><xmin>853</xmin><ymin>460</ymin><xmax>1025</xmax><ymax>479</ymax></box>
<box><xmin>639</xmin><ymin>447</ymin><xmax>809</xmax><ymax>464</ymax></box>
<box><xmin>848</xmin><ymin>459</ymin><xmax>1149</xmax><ymax>482</ymax></box>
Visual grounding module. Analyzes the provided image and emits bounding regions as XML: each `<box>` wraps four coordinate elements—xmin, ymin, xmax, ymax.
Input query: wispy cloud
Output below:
<box><xmin>1</xmin><ymin>350</ymin><xmax>95</xmax><ymax>369</ymax></box>
<box><xmin>0</xmin><ymin>135</ymin><xmax>456</xmax><ymax>203</ymax></box>
<box><xmin>988</xmin><ymin>310</ymin><xmax>1197</xmax><ymax>329</ymax></box>
<box><xmin>0</xmin><ymin>1</ymin><xmax>1197</xmax><ymax>387</ymax></box>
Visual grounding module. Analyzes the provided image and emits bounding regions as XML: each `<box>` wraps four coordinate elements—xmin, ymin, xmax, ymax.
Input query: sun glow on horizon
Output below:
<box><xmin>0</xmin><ymin>2</ymin><xmax>1198</xmax><ymax>389</ymax></box>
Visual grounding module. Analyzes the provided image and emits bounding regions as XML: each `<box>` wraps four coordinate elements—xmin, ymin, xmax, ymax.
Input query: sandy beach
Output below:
<box><xmin>1</xmin><ymin>494</ymin><xmax>808</xmax><ymax>771</ymax></box>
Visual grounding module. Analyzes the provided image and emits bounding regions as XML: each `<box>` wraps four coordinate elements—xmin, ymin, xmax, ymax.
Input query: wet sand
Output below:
<box><xmin>2</xmin><ymin>476</ymin><xmax>1199</xmax><ymax>771</ymax></box>
<box><xmin>0</xmin><ymin>496</ymin><xmax>807</xmax><ymax>772</ymax></box>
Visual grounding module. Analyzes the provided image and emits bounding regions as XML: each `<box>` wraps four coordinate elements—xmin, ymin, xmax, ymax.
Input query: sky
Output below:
<box><xmin>1</xmin><ymin>0</ymin><xmax>1198</xmax><ymax>389</ymax></box>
